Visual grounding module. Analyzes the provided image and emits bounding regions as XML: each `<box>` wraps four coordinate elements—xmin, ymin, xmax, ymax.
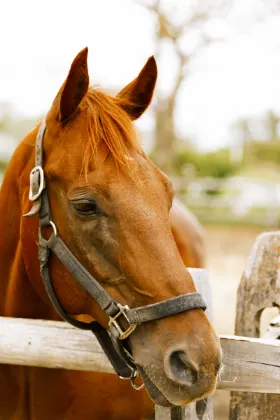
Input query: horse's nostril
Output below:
<box><xmin>168</xmin><ymin>351</ymin><xmax>198</xmax><ymax>385</ymax></box>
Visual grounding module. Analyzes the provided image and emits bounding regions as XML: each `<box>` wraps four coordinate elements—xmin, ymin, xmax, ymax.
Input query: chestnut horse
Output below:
<box><xmin>0</xmin><ymin>48</ymin><xmax>221</xmax><ymax>420</ymax></box>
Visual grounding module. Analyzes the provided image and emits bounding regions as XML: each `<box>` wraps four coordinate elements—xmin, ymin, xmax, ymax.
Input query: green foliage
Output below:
<box><xmin>171</xmin><ymin>147</ymin><xmax>240</xmax><ymax>179</ymax></box>
<box><xmin>244</xmin><ymin>139</ymin><xmax>280</xmax><ymax>166</ymax></box>
<box><xmin>0</xmin><ymin>160</ymin><xmax>7</xmax><ymax>172</ymax></box>
<box><xmin>171</xmin><ymin>149</ymin><xmax>198</xmax><ymax>175</ymax></box>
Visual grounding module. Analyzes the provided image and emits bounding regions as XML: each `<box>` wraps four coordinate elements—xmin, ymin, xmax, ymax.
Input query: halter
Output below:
<box><xmin>25</xmin><ymin>118</ymin><xmax>207</xmax><ymax>407</ymax></box>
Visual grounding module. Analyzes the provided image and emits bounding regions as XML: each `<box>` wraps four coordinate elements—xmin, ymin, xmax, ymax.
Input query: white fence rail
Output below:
<box><xmin>0</xmin><ymin>318</ymin><xmax>279</xmax><ymax>394</ymax></box>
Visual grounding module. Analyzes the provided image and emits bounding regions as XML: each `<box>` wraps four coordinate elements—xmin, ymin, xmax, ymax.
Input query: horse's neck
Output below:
<box><xmin>0</xmin><ymin>131</ymin><xmax>54</xmax><ymax>319</ymax></box>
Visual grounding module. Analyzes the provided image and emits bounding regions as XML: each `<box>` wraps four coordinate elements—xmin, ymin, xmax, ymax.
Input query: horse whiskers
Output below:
<box><xmin>217</xmin><ymin>362</ymin><xmax>237</xmax><ymax>384</ymax></box>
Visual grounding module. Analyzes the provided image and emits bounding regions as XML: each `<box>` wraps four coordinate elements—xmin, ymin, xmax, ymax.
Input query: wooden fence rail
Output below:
<box><xmin>0</xmin><ymin>317</ymin><xmax>280</xmax><ymax>394</ymax></box>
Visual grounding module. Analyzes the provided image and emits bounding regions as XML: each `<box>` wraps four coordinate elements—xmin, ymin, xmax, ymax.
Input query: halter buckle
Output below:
<box><xmin>108</xmin><ymin>304</ymin><xmax>136</xmax><ymax>340</ymax></box>
<box><xmin>29</xmin><ymin>166</ymin><xmax>45</xmax><ymax>201</ymax></box>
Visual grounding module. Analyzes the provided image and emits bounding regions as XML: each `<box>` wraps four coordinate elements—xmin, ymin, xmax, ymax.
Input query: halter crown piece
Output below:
<box><xmin>25</xmin><ymin>118</ymin><xmax>207</xmax><ymax>408</ymax></box>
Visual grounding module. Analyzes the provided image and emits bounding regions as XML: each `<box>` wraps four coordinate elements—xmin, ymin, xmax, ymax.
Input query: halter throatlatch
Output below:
<box><xmin>25</xmin><ymin>118</ymin><xmax>207</xmax><ymax>406</ymax></box>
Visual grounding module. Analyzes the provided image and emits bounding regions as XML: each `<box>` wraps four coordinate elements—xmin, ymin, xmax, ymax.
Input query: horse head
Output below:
<box><xmin>21</xmin><ymin>47</ymin><xmax>222</xmax><ymax>406</ymax></box>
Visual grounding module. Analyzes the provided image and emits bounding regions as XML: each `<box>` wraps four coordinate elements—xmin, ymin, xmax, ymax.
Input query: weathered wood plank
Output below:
<box><xmin>0</xmin><ymin>317</ymin><xmax>114</xmax><ymax>373</ymax></box>
<box><xmin>219</xmin><ymin>335</ymin><xmax>280</xmax><ymax>393</ymax></box>
<box><xmin>1</xmin><ymin>317</ymin><xmax>280</xmax><ymax>393</ymax></box>
<box><xmin>155</xmin><ymin>406</ymin><xmax>194</xmax><ymax>420</ymax></box>
<box><xmin>229</xmin><ymin>231</ymin><xmax>280</xmax><ymax>419</ymax></box>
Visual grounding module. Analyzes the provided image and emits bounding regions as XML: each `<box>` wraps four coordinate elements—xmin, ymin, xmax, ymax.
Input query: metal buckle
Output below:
<box><xmin>108</xmin><ymin>304</ymin><xmax>136</xmax><ymax>340</ymax></box>
<box><xmin>29</xmin><ymin>166</ymin><xmax>45</xmax><ymax>201</ymax></box>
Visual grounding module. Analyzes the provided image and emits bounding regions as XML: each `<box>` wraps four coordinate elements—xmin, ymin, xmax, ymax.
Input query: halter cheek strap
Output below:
<box><xmin>24</xmin><ymin>118</ymin><xmax>207</xmax><ymax>408</ymax></box>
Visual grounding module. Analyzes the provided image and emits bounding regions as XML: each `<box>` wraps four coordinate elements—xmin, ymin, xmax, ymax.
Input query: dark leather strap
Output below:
<box><xmin>23</xmin><ymin>119</ymin><xmax>46</xmax><ymax>217</ymax></box>
<box><xmin>38</xmin><ymin>236</ymin><xmax>134</xmax><ymax>378</ymax></box>
<box><xmin>39</xmin><ymin>232</ymin><xmax>206</xmax><ymax>333</ymax></box>
<box><xmin>35</xmin><ymin>119</ymin><xmax>46</xmax><ymax>166</ymax></box>
<box><xmin>43</xmin><ymin>234</ymin><xmax>120</xmax><ymax>317</ymax></box>
<box><xmin>90</xmin><ymin>323</ymin><xmax>134</xmax><ymax>378</ymax></box>
<box><xmin>127</xmin><ymin>293</ymin><xmax>205</xmax><ymax>325</ymax></box>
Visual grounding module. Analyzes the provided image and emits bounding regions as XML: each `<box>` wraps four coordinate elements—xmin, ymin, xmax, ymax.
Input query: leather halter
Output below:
<box><xmin>25</xmin><ymin>118</ymin><xmax>207</xmax><ymax>408</ymax></box>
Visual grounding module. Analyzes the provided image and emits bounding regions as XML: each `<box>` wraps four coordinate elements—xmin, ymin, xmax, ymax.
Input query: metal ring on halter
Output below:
<box><xmin>118</xmin><ymin>370</ymin><xmax>134</xmax><ymax>381</ymax></box>
<box><xmin>49</xmin><ymin>221</ymin><xmax>57</xmax><ymax>236</ymax></box>
<box><xmin>39</xmin><ymin>220</ymin><xmax>58</xmax><ymax>241</ymax></box>
<box><xmin>130</xmin><ymin>370</ymin><xmax>145</xmax><ymax>391</ymax></box>
<box><xmin>118</xmin><ymin>364</ymin><xmax>136</xmax><ymax>382</ymax></box>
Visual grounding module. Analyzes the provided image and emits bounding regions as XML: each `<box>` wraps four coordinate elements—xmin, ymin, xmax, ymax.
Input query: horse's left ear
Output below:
<box><xmin>59</xmin><ymin>47</ymin><xmax>89</xmax><ymax>121</ymax></box>
<box><xmin>117</xmin><ymin>56</ymin><xmax>157</xmax><ymax>120</ymax></box>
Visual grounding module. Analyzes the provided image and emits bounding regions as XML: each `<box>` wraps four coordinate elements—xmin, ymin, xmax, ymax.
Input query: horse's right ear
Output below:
<box><xmin>59</xmin><ymin>47</ymin><xmax>89</xmax><ymax>121</ymax></box>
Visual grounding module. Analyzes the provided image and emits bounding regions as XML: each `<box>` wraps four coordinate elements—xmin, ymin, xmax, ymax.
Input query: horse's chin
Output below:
<box><xmin>136</xmin><ymin>365</ymin><xmax>174</xmax><ymax>407</ymax></box>
<box><xmin>138</xmin><ymin>364</ymin><xmax>217</xmax><ymax>407</ymax></box>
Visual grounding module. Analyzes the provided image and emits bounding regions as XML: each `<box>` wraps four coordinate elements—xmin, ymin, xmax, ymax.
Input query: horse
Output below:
<box><xmin>0</xmin><ymin>47</ymin><xmax>221</xmax><ymax>420</ymax></box>
<box><xmin>170</xmin><ymin>198</ymin><xmax>205</xmax><ymax>269</ymax></box>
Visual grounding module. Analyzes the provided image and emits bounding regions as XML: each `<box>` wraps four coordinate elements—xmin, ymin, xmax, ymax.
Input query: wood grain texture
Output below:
<box><xmin>229</xmin><ymin>231</ymin><xmax>280</xmax><ymax>419</ymax></box>
<box><xmin>1</xmin><ymin>317</ymin><xmax>279</xmax><ymax>393</ymax></box>
<box><xmin>0</xmin><ymin>316</ymin><xmax>114</xmax><ymax>373</ymax></box>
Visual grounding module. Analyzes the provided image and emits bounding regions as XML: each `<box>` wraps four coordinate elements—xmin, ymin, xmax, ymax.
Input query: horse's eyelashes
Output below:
<box><xmin>72</xmin><ymin>200</ymin><xmax>101</xmax><ymax>217</ymax></box>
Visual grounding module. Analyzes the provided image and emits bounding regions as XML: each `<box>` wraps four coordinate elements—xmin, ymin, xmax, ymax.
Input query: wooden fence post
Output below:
<box><xmin>229</xmin><ymin>231</ymin><xmax>280</xmax><ymax>420</ymax></box>
<box><xmin>154</xmin><ymin>268</ymin><xmax>214</xmax><ymax>420</ymax></box>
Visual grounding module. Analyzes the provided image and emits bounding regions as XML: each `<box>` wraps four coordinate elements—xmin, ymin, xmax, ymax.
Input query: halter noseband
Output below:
<box><xmin>25</xmin><ymin>118</ymin><xmax>207</xmax><ymax>404</ymax></box>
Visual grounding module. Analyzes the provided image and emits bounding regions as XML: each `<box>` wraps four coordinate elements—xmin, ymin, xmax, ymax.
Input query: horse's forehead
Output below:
<box><xmin>49</xmin><ymin>145</ymin><xmax>170</xmax><ymax>203</ymax></box>
<box><xmin>89</xmin><ymin>155</ymin><xmax>165</xmax><ymax>190</ymax></box>
<box><xmin>65</xmin><ymin>161</ymin><xmax>167</xmax><ymax>212</ymax></box>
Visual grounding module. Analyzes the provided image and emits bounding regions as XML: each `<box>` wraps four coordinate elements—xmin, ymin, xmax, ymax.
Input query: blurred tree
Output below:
<box><xmin>137</xmin><ymin>0</ymin><xmax>232</xmax><ymax>173</ymax></box>
<box><xmin>136</xmin><ymin>0</ymin><xmax>280</xmax><ymax>174</ymax></box>
<box><xmin>237</xmin><ymin>118</ymin><xmax>252</xmax><ymax>144</ymax></box>
<box><xmin>267</xmin><ymin>110</ymin><xmax>280</xmax><ymax>140</ymax></box>
<box><xmin>232</xmin><ymin>111</ymin><xmax>280</xmax><ymax>167</ymax></box>
<box><xmin>245</xmin><ymin>139</ymin><xmax>280</xmax><ymax>165</ymax></box>
<box><xmin>234</xmin><ymin>117</ymin><xmax>253</xmax><ymax>163</ymax></box>
<box><xmin>172</xmin><ymin>146</ymin><xmax>240</xmax><ymax>179</ymax></box>
<box><xmin>0</xmin><ymin>102</ymin><xmax>41</xmax><ymax>175</ymax></box>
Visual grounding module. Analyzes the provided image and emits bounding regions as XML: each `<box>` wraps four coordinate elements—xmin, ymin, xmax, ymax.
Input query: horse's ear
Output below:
<box><xmin>59</xmin><ymin>47</ymin><xmax>89</xmax><ymax>121</ymax></box>
<box><xmin>117</xmin><ymin>56</ymin><xmax>157</xmax><ymax>120</ymax></box>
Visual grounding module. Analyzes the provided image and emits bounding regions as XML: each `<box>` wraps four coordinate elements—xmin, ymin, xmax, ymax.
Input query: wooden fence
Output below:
<box><xmin>229</xmin><ymin>231</ymin><xmax>280</xmax><ymax>420</ymax></box>
<box><xmin>1</xmin><ymin>317</ymin><xmax>279</xmax><ymax>393</ymax></box>
<box><xmin>0</xmin><ymin>232</ymin><xmax>280</xmax><ymax>419</ymax></box>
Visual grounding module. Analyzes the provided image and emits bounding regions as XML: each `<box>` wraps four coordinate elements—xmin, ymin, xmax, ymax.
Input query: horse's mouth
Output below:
<box><xmin>137</xmin><ymin>365</ymin><xmax>174</xmax><ymax>407</ymax></box>
<box><xmin>137</xmin><ymin>364</ymin><xmax>217</xmax><ymax>407</ymax></box>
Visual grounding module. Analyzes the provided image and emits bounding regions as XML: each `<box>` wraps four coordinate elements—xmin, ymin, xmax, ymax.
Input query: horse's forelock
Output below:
<box><xmin>79</xmin><ymin>89</ymin><xmax>140</xmax><ymax>177</ymax></box>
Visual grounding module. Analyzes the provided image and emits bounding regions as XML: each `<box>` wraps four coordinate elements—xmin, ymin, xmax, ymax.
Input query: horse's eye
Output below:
<box><xmin>72</xmin><ymin>200</ymin><xmax>100</xmax><ymax>216</ymax></box>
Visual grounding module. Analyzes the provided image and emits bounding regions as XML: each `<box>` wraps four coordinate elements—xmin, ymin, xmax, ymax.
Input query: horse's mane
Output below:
<box><xmin>80</xmin><ymin>88</ymin><xmax>140</xmax><ymax>175</ymax></box>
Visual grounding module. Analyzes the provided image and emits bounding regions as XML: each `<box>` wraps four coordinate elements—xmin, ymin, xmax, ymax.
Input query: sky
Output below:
<box><xmin>1</xmin><ymin>0</ymin><xmax>280</xmax><ymax>151</ymax></box>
